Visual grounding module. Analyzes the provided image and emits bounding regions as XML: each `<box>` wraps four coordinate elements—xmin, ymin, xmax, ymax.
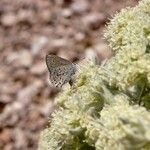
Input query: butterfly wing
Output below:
<box><xmin>46</xmin><ymin>54</ymin><xmax>72</xmax><ymax>71</ymax></box>
<box><xmin>49</xmin><ymin>65</ymin><xmax>76</xmax><ymax>88</ymax></box>
<box><xmin>46</xmin><ymin>55</ymin><xmax>76</xmax><ymax>87</ymax></box>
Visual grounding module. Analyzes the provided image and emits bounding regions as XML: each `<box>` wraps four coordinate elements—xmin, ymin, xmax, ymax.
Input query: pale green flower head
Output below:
<box><xmin>105</xmin><ymin>4</ymin><xmax>150</xmax><ymax>58</ymax></box>
<box><xmin>104</xmin><ymin>0</ymin><xmax>150</xmax><ymax>92</ymax></box>
<box><xmin>39</xmin><ymin>0</ymin><xmax>150</xmax><ymax>149</ymax></box>
<box><xmin>139</xmin><ymin>0</ymin><xmax>150</xmax><ymax>14</ymax></box>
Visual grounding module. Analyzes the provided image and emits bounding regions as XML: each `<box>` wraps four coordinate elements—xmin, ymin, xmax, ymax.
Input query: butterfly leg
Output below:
<box><xmin>69</xmin><ymin>79</ymin><xmax>73</xmax><ymax>86</ymax></box>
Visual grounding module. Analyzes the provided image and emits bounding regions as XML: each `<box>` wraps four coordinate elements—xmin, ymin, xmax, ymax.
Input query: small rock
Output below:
<box><xmin>71</xmin><ymin>0</ymin><xmax>89</xmax><ymax>14</ymax></box>
<box><xmin>82</xmin><ymin>13</ymin><xmax>106</xmax><ymax>29</ymax></box>
<box><xmin>13</xmin><ymin>69</ymin><xmax>28</xmax><ymax>82</ymax></box>
<box><xmin>0</xmin><ymin>82</ymin><xmax>22</xmax><ymax>96</ymax></box>
<box><xmin>40</xmin><ymin>101</ymin><xmax>54</xmax><ymax>116</ymax></box>
<box><xmin>61</xmin><ymin>9</ymin><xmax>72</xmax><ymax>18</ymax></box>
<box><xmin>13</xmin><ymin>128</ymin><xmax>28</xmax><ymax>149</ymax></box>
<box><xmin>31</xmin><ymin>36</ymin><xmax>48</xmax><ymax>55</ymax></box>
<box><xmin>6</xmin><ymin>50</ymin><xmax>33</xmax><ymax>67</ymax></box>
<box><xmin>18</xmin><ymin>50</ymin><xmax>33</xmax><ymax>67</ymax></box>
<box><xmin>0</xmin><ymin>128</ymin><xmax>12</xmax><ymax>144</ymax></box>
<box><xmin>1</xmin><ymin>13</ymin><xmax>17</xmax><ymax>27</ymax></box>
<box><xmin>74</xmin><ymin>32</ymin><xmax>85</xmax><ymax>42</ymax></box>
<box><xmin>30</xmin><ymin>62</ymin><xmax>46</xmax><ymax>75</ymax></box>
<box><xmin>17</xmin><ymin>80</ymin><xmax>43</xmax><ymax>103</ymax></box>
<box><xmin>0</xmin><ymin>70</ymin><xmax>7</xmax><ymax>81</ymax></box>
<box><xmin>0</xmin><ymin>101</ymin><xmax>22</xmax><ymax>126</ymax></box>
<box><xmin>40</xmin><ymin>10</ymin><xmax>52</xmax><ymax>22</ymax></box>
<box><xmin>50</xmin><ymin>38</ymin><xmax>68</xmax><ymax>49</ymax></box>
<box><xmin>17</xmin><ymin>10</ymin><xmax>35</xmax><ymax>24</ymax></box>
<box><xmin>1</xmin><ymin>94</ymin><xmax>13</xmax><ymax>103</ymax></box>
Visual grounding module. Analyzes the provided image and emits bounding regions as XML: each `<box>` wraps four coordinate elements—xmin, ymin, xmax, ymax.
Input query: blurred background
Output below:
<box><xmin>0</xmin><ymin>0</ymin><xmax>138</xmax><ymax>149</ymax></box>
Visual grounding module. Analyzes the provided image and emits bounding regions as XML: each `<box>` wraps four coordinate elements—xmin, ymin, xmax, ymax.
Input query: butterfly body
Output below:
<box><xmin>46</xmin><ymin>54</ymin><xmax>76</xmax><ymax>88</ymax></box>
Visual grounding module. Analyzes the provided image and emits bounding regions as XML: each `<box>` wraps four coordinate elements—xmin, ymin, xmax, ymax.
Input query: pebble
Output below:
<box><xmin>17</xmin><ymin>80</ymin><xmax>43</xmax><ymax>103</ymax></box>
<box><xmin>13</xmin><ymin>128</ymin><xmax>27</xmax><ymax>149</ymax></box>
<box><xmin>1</xmin><ymin>13</ymin><xmax>17</xmax><ymax>27</ymax></box>
<box><xmin>17</xmin><ymin>10</ymin><xmax>35</xmax><ymax>24</ymax></box>
<box><xmin>40</xmin><ymin>101</ymin><xmax>54</xmax><ymax>117</ymax></box>
<box><xmin>40</xmin><ymin>10</ymin><xmax>52</xmax><ymax>22</ymax></box>
<box><xmin>82</xmin><ymin>13</ymin><xmax>106</xmax><ymax>29</ymax></box>
<box><xmin>50</xmin><ymin>38</ymin><xmax>68</xmax><ymax>49</ymax></box>
<box><xmin>31</xmin><ymin>36</ymin><xmax>48</xmax><ymax>55</ymax></box>
<box><xmin>6</xmin><ymin>50</ymin><xmax>33</xmax><ymax>67</ymax></box>
<box><xmin>71</xmin><ymin>0</ymin><xmax>89</xmax><ymax>14</ymax></box>
<box><xmin>0</xmin><ymin>128</ymin><xmax>12</xmax><ymax>144</ymax></box>
<box><xmin>61</xmin><ymin>9</ymin><xmax>72</xmax><ymax>18</ymax></box>
<box><xmin>30</xmin><ymin>62</ymin><xmax>46</xmax><ymax>75</ymax></box>
<box><xmin>74</xmin><ymin>32</ymin><xmax>85</xmax><ymax>42</ymax></box>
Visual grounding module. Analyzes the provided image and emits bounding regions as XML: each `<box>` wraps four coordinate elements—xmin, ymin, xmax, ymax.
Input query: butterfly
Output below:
<box><xmin>46</xmin><ymin>54</ymin><xmax>76</xmax><ymax>88</ymax></box>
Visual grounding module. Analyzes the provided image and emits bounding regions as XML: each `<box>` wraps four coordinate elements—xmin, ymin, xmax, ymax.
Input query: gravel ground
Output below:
<box><xmin>0</xmin><ymin>0</ymin><xmax>138</xmax><ymax>149</ymax></box>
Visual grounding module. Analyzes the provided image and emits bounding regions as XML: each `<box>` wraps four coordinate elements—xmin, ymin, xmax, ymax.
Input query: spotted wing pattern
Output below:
<box><xmin>46</xmin><ymin>54</ymin><xmax>76</xmax><ymax>88</ymax></box>
<box><xmin>46</xmin><ymin>54</ymin><xmax>72</xmax><ymax>70</ymax></box>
